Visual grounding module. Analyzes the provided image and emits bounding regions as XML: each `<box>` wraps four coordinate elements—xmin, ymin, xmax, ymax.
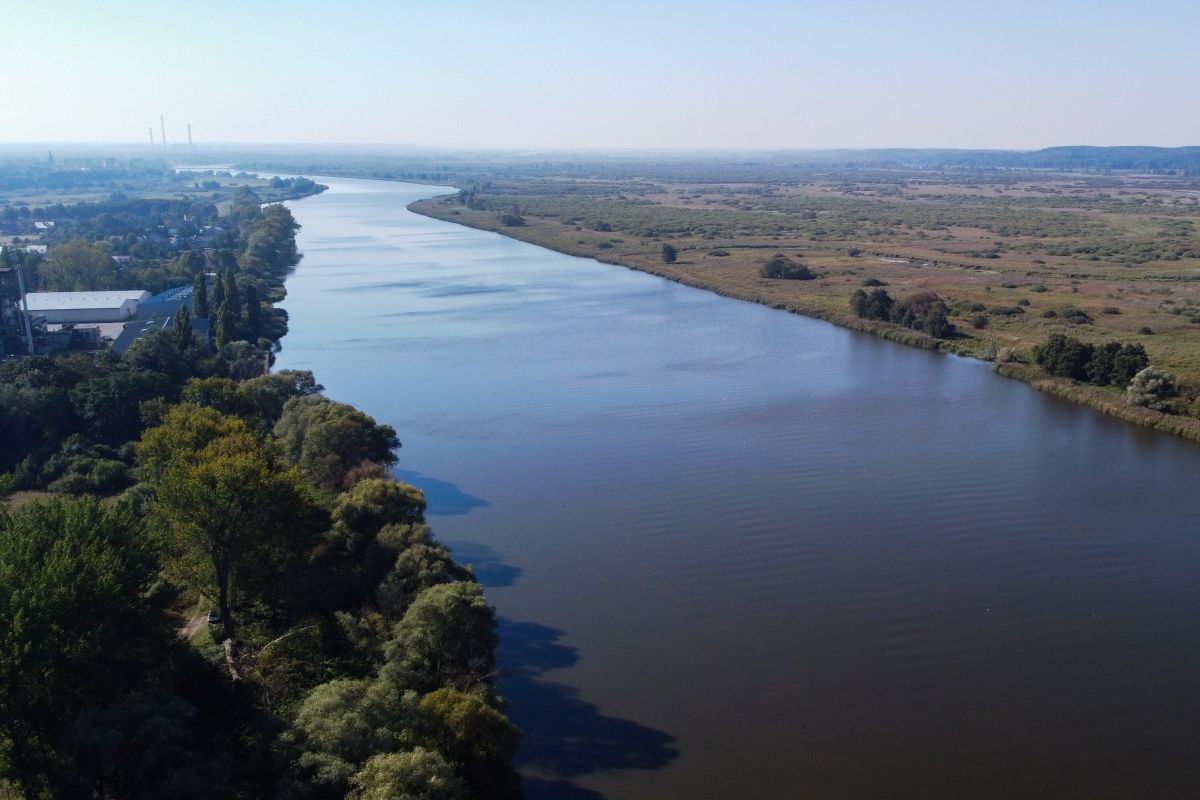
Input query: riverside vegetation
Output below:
<box><xmin>0</xmin><ymin>183</ymin><xmax>519</xmax><ymax>798</ymax></box>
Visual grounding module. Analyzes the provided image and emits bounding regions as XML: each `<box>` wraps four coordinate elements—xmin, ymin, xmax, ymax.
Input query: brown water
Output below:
<box><xmin>278</xmin><ymin>177</ymin><xmax>1200</xmax><ymax>799</ymax></box>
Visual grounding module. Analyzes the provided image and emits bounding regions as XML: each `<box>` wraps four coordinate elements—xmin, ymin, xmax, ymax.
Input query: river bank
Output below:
<box><xmin>408</xmin><ymin>193</ymin><xmax>1200</xmax><ymax>444</ymax></box>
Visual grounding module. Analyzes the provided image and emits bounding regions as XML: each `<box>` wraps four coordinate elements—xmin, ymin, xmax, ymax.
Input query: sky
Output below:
<box><xmin>2</xmin><ymin>0</ymin><xmax>1197</xmax><ymax>150</ymax></box>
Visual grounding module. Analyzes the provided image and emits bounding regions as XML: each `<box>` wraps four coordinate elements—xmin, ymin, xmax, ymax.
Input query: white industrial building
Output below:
<box><xmin>23</xmin><ymin>290</ymin><xmax>150</xmax><ymax>323</ymax></box>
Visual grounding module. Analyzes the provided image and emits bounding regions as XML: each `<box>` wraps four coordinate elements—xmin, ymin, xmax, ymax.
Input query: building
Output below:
<box><xmin>136</xmin><ymin>285</ymin><xmax>194</xmax><ymax>320</ymax></box>
<box><xmin>23</xmin><ymin>290</ymin><xmax>150</xmax><ymax>323</ymax></box>
<box><xmin>111</xmin><ymin>312</ymin><xmax>211</xmax><ymax>356</ymax></box>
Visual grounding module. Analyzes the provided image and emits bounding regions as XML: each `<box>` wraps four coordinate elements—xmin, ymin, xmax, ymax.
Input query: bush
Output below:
<box><xmin>1034</xmin><ymin>333</ymin><xmax>1093</xmax><ymax>380</ymax></box>
<box><xmin>1061</xmin><ymin>307</ymin><xmax>1093</xmax><ymax>325</ymax></box>
<box><xmin>661</xmin><ymin>244</ymin><xmax>677</xmax><ymax>264</ymax></box>
<box><xmin>1139</xmin><ymin>326</ymin><xmax>1155</xmax><ymax>335</ymax></box>
<box><xmin>892</xmin><ymin>292</ymin><xmax>955</xmax><ymax>338</ymax></box>
<box><xmin>850</xmin><ymin>288</ymin><xmax>894</xmax><ymax>321</ymax></box>
<box><xmin>861</xmin><ymin>277</ymin><xmax>887</xmax><ymax>287</ymax></box>
<box><xmin>759</xmin><ymin>253</ymin><xmax>814</xmax><ymax>280</ymax></box>
<box><xmin>971</xmin><ymin>315</ymin><xmax>989</xmax><ymax>330</ymax></box>
<box><xmin>1128</xmin><ymin>367</ymin><xmax>1177</xmax><ymax>411</ymax></box>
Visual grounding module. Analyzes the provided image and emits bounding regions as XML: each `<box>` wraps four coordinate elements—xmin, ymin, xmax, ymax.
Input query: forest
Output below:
<box><xmin>0</xmin><ymin>188</ymin><xmax>518</xmax><ymax>799</ymax></box>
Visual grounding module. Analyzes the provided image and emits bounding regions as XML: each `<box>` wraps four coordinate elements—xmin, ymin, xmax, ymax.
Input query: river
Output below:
<box><xmin>277</xmin><ymin>176</ymin><xmax>1200</xmax><ymax>799</ymax></box>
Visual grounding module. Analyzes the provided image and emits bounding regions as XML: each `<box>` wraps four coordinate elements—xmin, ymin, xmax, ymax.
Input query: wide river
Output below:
<box><xmin>278</xmin><ymin>177</ymin><xmax>1200</xmax><ymax>799</ymax></box>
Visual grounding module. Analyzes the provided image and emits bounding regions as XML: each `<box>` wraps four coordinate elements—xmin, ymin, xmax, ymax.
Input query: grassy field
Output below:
<box><xmin>411</xmin><ymin>169</ymin><xmax>1200</xmax><ymax>378</ymax></box>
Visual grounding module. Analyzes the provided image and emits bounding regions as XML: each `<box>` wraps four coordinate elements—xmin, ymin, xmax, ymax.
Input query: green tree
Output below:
<box><xmin>0</xmin><ymin>497</ymin><xmax>169</xmax><ymax>797</ymax></box>
<box><xmin>215</xmin><ymin>302</ymin><xmax>236</xmax><ymax>349</ymax></box>
<box><xmin>223</xmin><ymin>268</ymin><xmax>242</xmax><ymax>320</ymax></box>
<box><xmin>289</xmin><ymin>678</ymin><xmax>418</xmax><ymax>793</ymax></box>
<box><xmin>137</xmin><ymin>404</ymin><xmax>315</xmax><ymax>640</ymax></box>
<box><xmin>1034</xmin><ymin>333</ymin><xmax>1094</xmax><ymax>380</ymax></box>
<box><xmin>417</xmin><ymin>688</ymin><xmax>520</xmax><ymax>800</ymax></box>
<box><xmin>661</xmin><ymin>244</ymin><xmax>678</xmax><ymax>264</ymax></box>
<box><xmin>274</xmin><ymin>395</ymin><xmax>401</xmax><ymax>493</ymax></box>
<box><xmin>191</xmin><ymin>272</ymin><xmax>209</xmax><ymax>318</ymax></box>
<box><xmin>236</xmin><ymin>370</ymin><xmax>323</xmax><ymax>429</ymax></box>
<box><xmin>349</xmin><ymin>749</ymin><xmax>467</xmax><ymax>800</ymax></box>
<box><xmin>381</xmin><ymin>583</ymin><xmax>497</xmax><ymax>694</ymax></box>
<box><xmin>759</xmin><ymin>253</ymin><xmax>814</xmax><ymax>280</ymax></box>
<box><xmin>40</xmin><ymin>240</ymin><xmax>116</xmax><ymax>291</ymax></box>
<box><xmin>245</xmin><ymin>284</ymin><xmax>262</xmax><ymax>340</ymax></box>
<box><xmin>172</xmin><ymin>304</ymin><xmax>195</xmax><ymax>352</ymax></box>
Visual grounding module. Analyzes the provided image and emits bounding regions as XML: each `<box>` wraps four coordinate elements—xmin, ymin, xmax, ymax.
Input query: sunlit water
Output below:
<box><xmin>278</xmin><ymin>177</ymin><xmax>1200</xmax><ymax>799</ymax></box>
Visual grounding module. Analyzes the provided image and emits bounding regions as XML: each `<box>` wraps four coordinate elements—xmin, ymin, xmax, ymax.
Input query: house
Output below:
<box><xmin>23</xmin><ymin>290</ymin><xmax>150</xmax><ymax>323</ymax></box>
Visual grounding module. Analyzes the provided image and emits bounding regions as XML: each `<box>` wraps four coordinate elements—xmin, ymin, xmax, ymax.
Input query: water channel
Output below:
<box><xmin>277</xmin><ymin>176</ymin><xmax>1200</xmax><ymax>799</ymax></box>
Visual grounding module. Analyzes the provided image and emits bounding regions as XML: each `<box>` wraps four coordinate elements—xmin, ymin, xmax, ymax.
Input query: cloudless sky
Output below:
<box><xmin>2</xmin><ymin>0</ymin><xmax>1197</xmax><ymax>149</ymax></box>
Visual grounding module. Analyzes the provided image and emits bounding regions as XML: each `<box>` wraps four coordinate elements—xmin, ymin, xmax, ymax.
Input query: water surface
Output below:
<box><xmin>278</xmin><ymin>177</ymin><xmax>1200</xmax><ymax>799</ymax></box>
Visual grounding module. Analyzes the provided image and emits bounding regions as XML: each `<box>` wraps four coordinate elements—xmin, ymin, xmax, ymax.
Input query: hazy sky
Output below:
<box><xmin>3</xmin><ymin>0</ymin><xmax>1197</xmax><ymax>149</ymax></box>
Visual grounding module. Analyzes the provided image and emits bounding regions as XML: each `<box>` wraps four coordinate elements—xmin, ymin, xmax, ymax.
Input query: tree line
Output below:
<box><xmin>0</xmin><ymin>188</ymin><xmax>519</xmax><ymax>797</ymax></box>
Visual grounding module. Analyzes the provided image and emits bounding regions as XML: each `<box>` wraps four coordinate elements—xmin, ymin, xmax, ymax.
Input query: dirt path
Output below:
<box><xmin>178</xmin><ymin>601</ymin><xmax>208</xmax><ymax>640</ymax></box>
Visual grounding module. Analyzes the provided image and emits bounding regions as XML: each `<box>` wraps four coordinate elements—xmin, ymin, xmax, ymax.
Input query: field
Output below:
<box><xmin>410</xmin><ymin>167</ymin><xmax>1200</xmax><ymax>385</ymax></box>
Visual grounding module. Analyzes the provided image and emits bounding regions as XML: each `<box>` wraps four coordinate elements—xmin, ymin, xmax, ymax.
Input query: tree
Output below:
<box><xmin>215</xmin><ymin>302</ymin><xmax>236</xmax><ymax>349</ymax></box>
<box><xmin>416</xmin><ymin>688</ymin><xmax>520</xmax><ymax>800</ymax></box>
<box><xmin>850</xmin><ymin>287</ymin><xmax>894</xmax><ymax>321</ymax></box>
<box><xmin>329</xmin><ymin>479</ymin><xmax>426</xmax><ymax>555</ymax></box>
<box><xmin>1111</xmin><ymin>343</ymin><xmax>1149</xmax><ymax>385</ymax></box>
<box><xmin>40</xmin><ymin>240</ymin><xmax>116</xmax><ymax>291</ymax></box>
<box><xmin>137</xmin><ymin>404</ymin><xmax>315</xmax><ymax>640</ymax></box>
<box><xmin>349</xmin><ymin>749</ymin><xmax>467</xmax><ymax>800</ymax></box>
<box><xmin>0</xmin><ymin>497</ymin><xmax>170</xmax><ymax>797</ymax></box>
<box><xmin>759</xmin><ymin>253</ymin><xmax>814</xmax><ymax>279</ymax></box>
<box><xmin>289</xmin><ymin>678</ymin><xmax>417</xmax><ymax>793</ymax></box>
<box><xmin>1127</xmin><ymin>366</ymin><xmax>1177</xmax><ymax>411</ymax></box>
<box><xmin>245</xmin><ymin>284</ymin><xmax>262</xmax><ymax>340</ymax></box>
<box><xmin>376</xmin><ymin>539</ymin><xmax>471</xmax><ymax>619</ymax></box>
<box><xmin>661</xmin><ymin>244</ymin><xmax>677</xmax><ymax>264</ymax></box>
<box><xmin>210</xmin><ymin>270</ymin><xmax>226</xmax><ymax>312</ymax></box>
<box><xmin>1034</xmin><ymin>334</ymin><xmax>1094</xmax><ymax>380</ymax></box>
<box><xmin>891</xmin><ymin>292</ymin><xmax>954</xmax><ymax>337</ymax></box>
<box><xmin>192</xmin><ymin>272</ymin><xmax>209</xmax><ymax>318</ymax></box>
<box><xmin>380</xmin><ymin>582</ymin><xmax>497</xmax><ymax>694</ymax></box>
<box><xmin>223</xmin><ymin>268</ymin><xmax>242</xmax><ymax>320</ymax></box>
<box><xmin>275</xmin><ymin>396</ymin><xmax>401</xmax><ymax>493</ymax></box>
<box><xmin>236</xmin><ymin>370</ymin><xmax>323</xmax><ymax>429</ymax></box>
<box><xmin>173</xmin><ymin>304</ymin><xmax>195</xmax><ymax>352</ymax></box>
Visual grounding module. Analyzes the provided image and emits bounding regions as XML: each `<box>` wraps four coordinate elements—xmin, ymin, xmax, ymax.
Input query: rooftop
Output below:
<box><xmin>24</xmin><ymin>290</ymin><xmax>150</xmax><ymax>310</ymax></box>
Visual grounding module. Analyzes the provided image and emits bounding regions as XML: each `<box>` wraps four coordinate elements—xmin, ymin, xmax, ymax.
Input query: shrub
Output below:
<box><xmin>759</xmin><ymin>253</ymin><xmax>814</xmax><ymax>280</ymax></box>
<box><xmin>1128</xmin><ymin>367</ymin><xmax>1177</xmax><ymax>411</ymax></box>
<box><xmin>861</xmin><ymin>277</ymin><xmax>887</xmax><ymax>287</ymax></box>
<box><xmin>892</xmin><ymin>292</ymin><xmax>955</xmax><ymax>338</ymax></box>
<box><xmin>1139</xmin><ymin>326</ymin><xmax>1155</xmax><ymax>335</ymax></box>
<box><xmin>971</xmin><ymin>315</ymin><xmax>989</xmax><ymax>329</ymax></box>
<box><xmin>1061</xmin><ymin>307</ymin><xmax>1092</xmax><ymax>325</ymax></box>
<box><xmin>1034</xmin><ymin>333</ymin><xmax>1093</xmax><ymax>380</ymax></box>
<box><xmin>850</xmin><ymin>288</ymin><xmax>894</xmax><ymax>321</ymax></box>
<box><xmin>661</xmin><ymin>244</ymin><xmax>678</xmax><ymax>264</ymax></box>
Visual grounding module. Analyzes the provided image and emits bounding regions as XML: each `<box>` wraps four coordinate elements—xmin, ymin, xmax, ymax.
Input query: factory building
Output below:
<box><xmin>23</xmin><ymin>290</ymin><xmax>150</xmax><ymax>324</ymax></box>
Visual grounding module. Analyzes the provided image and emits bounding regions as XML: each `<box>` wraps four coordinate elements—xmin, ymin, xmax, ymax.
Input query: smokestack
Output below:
<box><xmin>149</xmin><ymin>127</ymin><xmax>155</xmax><ymax>147</ymax></box>
<box><xmin>160</xmin><ymin>115</ymin><xmax>167</xmax><ymax>147</ymax></box>
<box><xmin>187</xmin><ymin>123</ymin><xmax>193</xmax><ymax>146</ymax></box>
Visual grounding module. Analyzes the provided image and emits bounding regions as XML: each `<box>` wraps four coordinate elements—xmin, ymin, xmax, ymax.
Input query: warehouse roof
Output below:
<box><xmin>24</xmin><ymin>290</ymin><xmax>150</xmax><ymax>311</ymax></box>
